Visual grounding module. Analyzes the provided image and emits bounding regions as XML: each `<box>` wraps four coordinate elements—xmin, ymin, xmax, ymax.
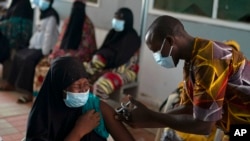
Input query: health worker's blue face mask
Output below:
<box><xmin>112</xmin><ymin>18</ymin><xmax>125</xmax><ymax>32</ymax></box>
<box><xmin>38</xmin><ymin>0</ymin><xmax>50</xmax><ymax>11</ymax></box>
<box><xmin>153</xmin><ymin>38</ymin><xmax>176</xmax><ymax>68</ymax></box>
<box><xmin>63</xmin><ymin>89</ymin><xmax>89</xmax><ymax>108</ymax></box>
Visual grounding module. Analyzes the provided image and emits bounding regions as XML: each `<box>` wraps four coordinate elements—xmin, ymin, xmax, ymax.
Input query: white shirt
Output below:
<box><xmin>29</xmin><ymin>16</ymin><xmax>59</xmax><ymax>55</ymax></box>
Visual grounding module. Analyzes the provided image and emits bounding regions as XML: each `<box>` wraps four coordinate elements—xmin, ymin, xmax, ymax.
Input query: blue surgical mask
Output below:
<box><xmin>30</xmin><ymin>0</ymin><xmax>39</xmax><ymax>8</ymax></box>
<box><xmin>153</xmin><ymin>38</ymin><xmax>175</xmax><ymax>68</ymax></box>
<box><xmin>63</xmin><ymin>89</ymin><xmax>89</xmax><ymax>108</ymax></box>
<box><xmin>38</xmin><ymin>0</ymin><xmax>50</xmax><ymax>11</ymax></box>
<box><xmin>112</xmin><ymin>18</ymin><xmax>125</xmax><ymax>32</ymax></box>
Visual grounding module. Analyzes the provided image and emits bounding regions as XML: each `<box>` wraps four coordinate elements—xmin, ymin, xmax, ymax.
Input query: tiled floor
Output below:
<box><xmin>0</xmin><ymin>90</ymin><xmax>156</xmax><ymax>141</ymax></box>
<box><xmin>0</xmin><ymin>91</ymin><xmax>31</xmax><ymax>141</ymax></box>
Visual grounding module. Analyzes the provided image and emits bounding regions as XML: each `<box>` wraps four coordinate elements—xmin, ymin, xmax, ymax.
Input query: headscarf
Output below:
<box><xmin>1</xmin><ymin>0</ymin><xmax>33</xmax><ymax>20</ymax></box>
<box><xmin>26</xmin><ymin>56</ymin><xmax>106</xmax><ymax>141</ymax></box>
<box><xmin>40</xmin><ymin>0</ymin><xmax>60</xmax><ymax>25</ymax></box>
<box><xmin>96</xmin><ymin>7</ymin><xmax>141</xmax><ymax>69</ymax></box>
<box><xmin>60</xmin><ymin>1</ymin><xmax>86</xmax><ymax>50</ymax></box>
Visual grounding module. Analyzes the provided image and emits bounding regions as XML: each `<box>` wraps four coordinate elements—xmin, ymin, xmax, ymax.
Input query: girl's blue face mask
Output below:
<box><xmin>112</xmin><ymin>18</ymin><xmax>125</xmax><ymax>32</ymax></box>
<box><xmin>38</xmin><ymin>0</ymin><xmax>50</xmax><ymax>11</ymax></box>
<box><xmin>63</xmin><ymin>89</ymin><xmax>89</xmax><ymax>108</ymax></box>
<box><xmin>153</xmin><ymin>38</ymin><xmax>176</xmax><ymax>68</ymax></box>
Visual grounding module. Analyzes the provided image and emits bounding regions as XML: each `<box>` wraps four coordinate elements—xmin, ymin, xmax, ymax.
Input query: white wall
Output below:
<box><xmin>94</xmin><ymin>28</ymin><xmax>108</xmax><ymax>48</ymax></box>
<box><xmin>137</xmin><ymin>43</ymin><xmax>184</xmax><ymax>107</ymax></box>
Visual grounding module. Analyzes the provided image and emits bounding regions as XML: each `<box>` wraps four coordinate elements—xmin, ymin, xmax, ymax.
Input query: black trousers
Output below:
<box><xmin>7</xmin><ymin>48</ymin><xmax>43</xmax><ymax>94</ymax></box>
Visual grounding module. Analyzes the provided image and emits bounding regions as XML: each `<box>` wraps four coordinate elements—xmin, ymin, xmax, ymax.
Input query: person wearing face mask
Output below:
<box><xmin>0</xmin><ymin>0</ymin><xmax>33</xmax><ymax>50</ymax></box>
<box><xmin>32</xmin><ymin>0</ymin><xmax>97</xmax><ymax>97</ymax></box>
<box><xmin>0</xmin><ymin>0</ymin><xmax>33</xmax><ymax>84</ymax></box>
<box><xmin>25</xmin><ymin>56</ymin><xmax>135</xmax><ymax>141</ymax></box>
<box><xmin>83</xmin><ymin>7</ymin><xmax>141</xmax><ymax>99</ymax></box>
<box><xmin>115</xmin><ymin>15</ymin><xmax>250</xmax><ymax>141</ymax></box>
<box><xmin>0</xmin><ymin>0</ymin><xmax>59</xmax><ymax>103</ymax></box>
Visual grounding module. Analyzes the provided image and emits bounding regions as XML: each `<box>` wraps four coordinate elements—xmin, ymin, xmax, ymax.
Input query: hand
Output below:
<box><xmin>74</xmin><ymin>110</ymin><xmax>100</xmax><ymax>137</ymax></box>
<box><xmin>115</xmin><ymin>95</ymin><xmax>152</xmax><ymax>128</ymax></box>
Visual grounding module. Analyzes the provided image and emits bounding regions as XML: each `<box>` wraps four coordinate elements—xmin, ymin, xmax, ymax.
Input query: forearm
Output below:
<box><xmin>137</xmin><ymin>105</ymin><xmax>214</xmax><ymax>135</ymax></box>
<box><xmin>152</xmin><ymin>106</ymin><xmax>215</xmax><ymax>135</ymax></box>
<box><xmin>151</xmin><ymin>110</ymin><xmax>215</xmax><ymax>135</ymax></box>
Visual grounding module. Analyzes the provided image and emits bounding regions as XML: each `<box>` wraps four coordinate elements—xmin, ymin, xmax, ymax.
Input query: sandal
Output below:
<box><xmin>17</xmin><ymin>96</ymin><xmax>33</xmax><ymax>104</ymax></box>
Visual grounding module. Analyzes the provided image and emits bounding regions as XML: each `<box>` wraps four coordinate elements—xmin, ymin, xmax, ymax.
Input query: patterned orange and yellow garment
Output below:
<box><xmin>49</xmin><ymin>15</ymin><xmax>97</xmax><ymax>62</ymax></box>
<box><xmin>33</xmin><ymin>15</ymin><xmax>97</xmax><ymax>96</ymax></box>
<box><xmin>180</xmin><ymin>37</ymin><xmax>250</xmax><ymax>133</ymax></box>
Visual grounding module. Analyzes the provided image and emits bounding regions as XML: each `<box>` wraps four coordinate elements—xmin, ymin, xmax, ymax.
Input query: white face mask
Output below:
<box><xmin>112</xmin><ymin>18</ymin><xmax>125</xmax><ymax>32</ymax></box>
<box><xmin>63</xmin><ymin>89</ymin><xmax>89</xmax><ymax>108</ymax></box>
<box><xmin>153</xmin><ymin>38</ymin><xmax>175</xmax><ymax>68</ymax></box>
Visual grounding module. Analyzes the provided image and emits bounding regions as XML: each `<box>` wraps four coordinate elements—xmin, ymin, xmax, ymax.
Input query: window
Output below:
<box><xmin>86</xmin><ymin>0</ymin><xmax>100</xmax><ymax>7</ymax></box>
<box><xmin>153</xmin><ymin>0</ymin><xmax>213</xmax><ymax>18</ymax></box>
<box><xmin>218</xmin><ymin>0</ymin><xmax>250</xmax><ymax>23</ymax></box>
<box><xmin>61</xmin><ymin>0</ymin><xmax>100</xmax><ymax>7</ymax></box>
<box><xmin>151</xmin><ymin>0</ymin><xmax>250</xmax><ymax>29</ymax></box>
<box><xmin>87</xmin><ymin>0</ymin><xmax>98</xmax><ymax>3</ymax></box>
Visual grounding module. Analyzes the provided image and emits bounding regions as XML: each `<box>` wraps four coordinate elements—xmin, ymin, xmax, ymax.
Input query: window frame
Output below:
<box><xmin>148</xmin><ymin>0</ymin><xmax>250</xmax><ymax>31</ymax></box>
<box><xmin>61</xmin><ymin>0</ymin><xmax>100</xmax><ymax>7</ymax></box>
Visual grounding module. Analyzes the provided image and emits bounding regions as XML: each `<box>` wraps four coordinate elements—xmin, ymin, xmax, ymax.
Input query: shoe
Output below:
<box><xmin>83</xmin><ymin>62</ymin><xmax>96</xmax><ymax>75</ymax></box>
<box><xmin>17</xmin><ymin>96</ymin><xmax>33</xmax><ymax>104</ymax></box>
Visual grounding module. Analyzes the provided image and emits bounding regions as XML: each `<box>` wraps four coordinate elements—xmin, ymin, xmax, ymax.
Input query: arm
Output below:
<box><xmin>64</xmin><ymin>110</ymin><xmax>100</xmax><ymax>141</ymax></box>
<box><xmin>100</xmin><ymin>101</ymin><xmax>135</xmax><ymax>141</ymax></box>
<box><xmin>150</xmin><ymin>105</ymin><xmax>216</xmax><ymax>135</ymax></box>
<box><xmin>42</xmin><ymin>17</ymin><xmax>59</xmax><ymax>55</ymax></box>
<box><xmin>116</xmin><ymin>96</ymin><xmax>215</xmax><ymax>135</ymax></box>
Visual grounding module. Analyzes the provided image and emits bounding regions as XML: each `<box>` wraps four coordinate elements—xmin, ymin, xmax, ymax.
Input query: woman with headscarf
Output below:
<box><xmin>49</xmin><ymin>0</ymin><xmax>96</xmax><ymax>62</ymax></box>
<box><xmin>84</xmin><ymin>7</ymin><xmax>141</xmax><ymax>99</ymax></box>
<box><xmin>25</xmin><ymin>56</ymin><xmax>135</xmax><ymax>141</ymax></box>
<box><xmin>32</xmin><ymin>0</ymin><xmax>97</xmax><ymax>96</ymax></box>
<box><xmin>0</xmin><ymin>0</ymin><xmax>60</xmax><ymax>103</ymax></box>
<box><xmin>0</xmin><ymin>0</ymin><xmax>33</xmax><ymax>82</ymax></box>
<box><xmin>0</xmin><ymin>0</ymin><xmax>33</xmax><ymax>54</ymax></box>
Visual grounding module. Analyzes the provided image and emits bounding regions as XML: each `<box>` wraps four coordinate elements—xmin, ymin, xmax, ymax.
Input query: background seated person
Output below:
<box><xmin>33</xmin><ymin>0</ymin><xmax>97</xmax><ymax>96</ymax></box>
<box><xmin>0</xmin><ymin>0</ymin><xmax>33</xmax><ymax>50</ymax></box>
<box><xmin>26</xmin><ymin>56</ymin><xmax>135</xmax><ymax>141</ymax></box>
<box><xmin>84</xmin><ymin>7</ymin><xmax>141</xmax><ymax>99</ymax></box>
<box><xmin>0</xmin><ymin>0</ymin><xmax>59</xmax><ymax>104</ymax></box>
<box><xmin>0</xmin><ymin>0</ymin><xmax>33</xmax><ymax>81</ymax></box>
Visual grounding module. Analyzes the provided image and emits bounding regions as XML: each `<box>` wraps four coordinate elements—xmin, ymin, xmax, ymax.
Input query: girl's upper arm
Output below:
<box><xmin>100</xmin><ymin>101</ymin><xmax>135</xmax><ymax>141</ymax></box>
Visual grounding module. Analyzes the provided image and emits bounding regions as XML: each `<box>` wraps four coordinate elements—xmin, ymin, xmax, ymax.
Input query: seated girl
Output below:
<box><xmin>25</xmin><ymin>56</ymin><xmax>135</xmax><ymax>141</ymax></box>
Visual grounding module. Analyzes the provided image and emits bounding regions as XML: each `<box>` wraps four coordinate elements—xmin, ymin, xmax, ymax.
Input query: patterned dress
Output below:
<box><xmin>180</xmin><ymin>37</ymin><xmax>250</xmax><ymax>133</ymax></box>
<box><xmin>90</xmin><ymin>51</ymin><xmax>140</xmax><ymax>99</ymax></box>
<box><xmin>33</xmin><ymin>16</ymin><xmax>97</xmax><ymax>96</ymax></box>
<box><xmin>49</xmin><ymin>16</ymin><xmax>97</xmax><ymax>62</ymax></box>
<box><xmin>0</xmin><ymin>17</ymin><xmax>33</xmax><ymax>49</ymax></box>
